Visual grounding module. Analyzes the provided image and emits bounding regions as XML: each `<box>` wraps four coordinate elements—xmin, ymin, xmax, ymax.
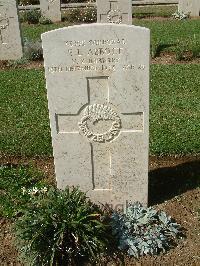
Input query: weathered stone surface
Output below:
<box><xmin>97</xmin><ymin>0</ymin><xmax>132</xmax><ymax>24</ymax></box>
<box><xmin>42</xmin><ymin>24</ymin><xmax>150</xmax><ymax>208</ymax></box>
<box><xmin>0</xmin><ymin>0</ymin><xmax>22</xmax><ymax>60</ymax></box>
<box><xmin>40</xmin><ymin>0</ymin><xmax>61</xmax><ymax>22</ymax></box>
<box><xmin>179</xmin><ymin>0</ymin><xmax>200</xmax><ymax>17</ymax></box>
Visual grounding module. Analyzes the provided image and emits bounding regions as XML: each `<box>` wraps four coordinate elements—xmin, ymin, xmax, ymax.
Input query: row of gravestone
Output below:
<box><xmin>1</xmin><ymin>0</ymin><xmax>200</xmax><ymax>60</ymax></box>
<box><xmin>0</xmin><ymin>0</ymin><xmax>132</xmax><ymax>60</ymax></box>
<box><xmin>0</xmin><ymin>0</ymin><xmax>61</xmax><ymax>60</ymax></box>
<box><xmin>0</xmin><ymin>0</ymin><xmax>199</xmax><ymax>209</ymax></box>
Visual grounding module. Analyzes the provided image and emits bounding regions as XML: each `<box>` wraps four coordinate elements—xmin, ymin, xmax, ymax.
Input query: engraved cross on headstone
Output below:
<box><xmin>97</xmin><ymin>0</ymin><xmax>132</xmax><ymax>25</ymax></box>
<box><xmin>56</xmin><ymin>76</ymin><xmax>143</xmax><ymax>190</ymax></box>
<box><xmin>101</xmin><ymin>1</ymin><xmax>127</xmax><ymax>24</ymax></box>
<box><xmin>0</xmin><ymin>6</ymin><xmax>14</xmax><ymax>45</ymax></box>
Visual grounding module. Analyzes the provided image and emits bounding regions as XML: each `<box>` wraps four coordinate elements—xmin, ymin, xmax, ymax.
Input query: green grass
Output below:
<box><xmin>21</xmin><ymin>19</ymin><xmax>200</xmax><ymax>56</ymax></box>
<box><xmin>0</xmin><ymin>69</ymin><xmax>52</xmax><ymax>156</ymax></box>
<box><xmin>0</xmin><ymin>165</ymin><xmax>45</xmax><ymax>218</ymax></box>
<box><xmin>134</xmin><ymin>19</ymin><xmax>200</xmax><ymax>53</ymax></box>
<box><xmin>21</xmin><ymin>22</ymin><xmax>70</xmax><ymax>41</ymax></box>
<box><xmin>150</xmin><ymin>64</ymin><xmax>200</xmax><ymax>155</ymax></box>
<box><xmin>0</xmin><ymin>65</ymin><xmax>200</xmax><ymax>156</ymax></box>
<box><xmin>133</xmin><ymin>5</ymin><xmax>176</xmax><ymax>18</ymax></box>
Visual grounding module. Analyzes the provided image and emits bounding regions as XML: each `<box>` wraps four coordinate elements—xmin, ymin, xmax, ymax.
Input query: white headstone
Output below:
<box><xmin>40</xmin><ymin>0</ymin><xmax>61</xmax><ymax>22</ymax></box>
<box><xmin>0</xmin><ymin>0</ymin><xmax>23</xmax><ymax>60</ymax></box>
<box><xmin>178</xmin><ymin>0</ymin><xmax>200</xmax><ymax>17</ymax></box>
<box><xmin>42</xmin><ymin>24</ymin><xmax>150</xmax><ymax>209</ymax></box>
<box><xmin>97</xmin><ymin>0</ymin><xmax>132</xmax><ymax>24</ymax></box>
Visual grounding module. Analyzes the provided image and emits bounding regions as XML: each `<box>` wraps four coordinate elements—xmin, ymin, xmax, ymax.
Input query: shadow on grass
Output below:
<box><xmin>149</xmin><ymin>159</ymin><xmax>200</xmax><ymax>206</ymax></box>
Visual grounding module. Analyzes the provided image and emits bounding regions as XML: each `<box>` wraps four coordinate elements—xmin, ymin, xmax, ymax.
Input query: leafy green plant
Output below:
<box><xmin>174</xmin><ymin>39</ymin><xmax>188</xmax><ymax>61</ymax></box>
<box><xmin>14</xmin><ymin>187</ymin><xmax>110</xmax><ymax>265</ymax></box>
<box><xmin>191</xmin><ymin>38</ymin><xmax>200</xmax><ymax>58</ymax></box>
<box><xmin>151</xmin><ymin>38</ymin><xmax>162</xmax><ymax>58</ymax></box>
<box><xmin>26</xmin><ymin>9</ymin><xmax>41</xmax><ymax>24</ymax></box>
<box><xmin>19</xmin><ymin>10</ymin><xmax>28</xmax><ymax>23</ymax></box>
<box><xmin>39</xmin><ymin>16</ymin><xmax>52</xmax><ymax>25</ymax></box>
<box><xmin>23</xmin><ymin>38</ymin><xmax>43</xmax><ymax>60</ymax></box>
<box><xmin>7</xmin><ymin>57</ymin><xmax>30</xmax><ymax>68</ymax></box>
<box><xmin>174</xmin><ymin>37</ymin><xmax>200</xmax><ymax>61</ymax></box>
<box><xmin>0</xmin><ymin>164</ymin><xmax>46</xmax><ymax>218</ymax></box>
<box><xmin>111</xmin><ymin>202</ymin><xmax>182</xmax><ymax>258</ymax></box>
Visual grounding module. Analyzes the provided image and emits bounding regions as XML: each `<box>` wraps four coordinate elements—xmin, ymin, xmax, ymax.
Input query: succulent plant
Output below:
<box><xmin>111</xmin><ymin>202</ymin><xmax>182</xmax><ymax>258</ymax></box>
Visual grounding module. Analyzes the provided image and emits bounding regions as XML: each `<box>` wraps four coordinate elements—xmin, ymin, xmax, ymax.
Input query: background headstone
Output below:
<box><xmin>40</xmin><ymin>0</ymin><xmax>61</xmax><ymax>22</ymax></box>
<box><xmin>0</xmin><ymin>0</ymin><xmax>23</xmax><ymax>60</ymax></box>
<box><xmin>178</xmin><ymin>0</ymin><xmax>200</xmax><ymax>17</ymax></box>
<box><xmin>42</xmin><ymin>24</ymin><xmax>150</xmax><ymax>208</ymax></box>
<box><xmin>97</xmin><ymin>0</ymin><xmax>132</xmax><ymax>24</ymax></box>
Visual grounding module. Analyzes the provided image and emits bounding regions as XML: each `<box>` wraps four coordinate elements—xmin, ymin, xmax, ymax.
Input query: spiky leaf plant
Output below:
<box><xmin>111</xmin><ymin>202</ymin><xmax>182</xmax><ymax>258</ymax></box>
<box><xmin>14</xmin><ymin>187</ymin><xmax>110</xmax><ymax>266</ymax></box>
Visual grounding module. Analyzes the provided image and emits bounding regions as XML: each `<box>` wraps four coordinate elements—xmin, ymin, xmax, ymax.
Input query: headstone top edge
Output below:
<box><xmin>41</xmin><ymin>23</ymin><xmax>150</xmax><ymax>40</ymax></box>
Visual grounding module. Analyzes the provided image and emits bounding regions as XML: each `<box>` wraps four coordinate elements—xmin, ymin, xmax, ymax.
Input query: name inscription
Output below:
<box><xmin>47</xmin><ymin>38</ymin><xmax>146</xmax><ymax>73</ymax></box>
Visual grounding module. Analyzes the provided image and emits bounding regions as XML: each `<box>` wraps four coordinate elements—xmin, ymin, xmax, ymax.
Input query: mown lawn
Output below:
<box><xmin>0</xmin><ymin>65</ymin><xmax>199</xmax><ymax>157</ymax></box>
<box><xmin>0</xmin><ymin>69</ymin><xmax>52</xmax><ymax>156</ymax></box>
<box><xmin>133</xmin><ymin>5</ymin><xmax>176</xmax><ymax>18</ymax></box>
<box><xmin>150</xmin><ymin>64</ymin><xmax>200</xmax><ymax>155</ymax></box>
<box><xmin>21</xmin><ymin>22</ymin><xmax>71</xmax><ymax>41</ymax></box>
<box><xmin>21</xmin><ymin>19</ymin><xmax>200</xmax><ymax>54</ymax></box>
<box><xmin>134</xmin><ymin>19</ymin><xmax>200</xmax><ymax>52</ymax></box>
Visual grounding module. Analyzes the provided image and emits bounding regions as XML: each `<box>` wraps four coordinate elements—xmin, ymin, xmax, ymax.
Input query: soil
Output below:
<box><xmin>0</xmin><ymin>60</ymin><xmax>43</xmax><ymax>71</ymax></box>
<box><xmin>151</xmin><ymin>52</ymin><xmax>200</xmax><ymax>65</ymax></box>
<box><xmin>0</xmin><ymin>155</ymin><xmax>199</xmax><ymax>265</ymax></box>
